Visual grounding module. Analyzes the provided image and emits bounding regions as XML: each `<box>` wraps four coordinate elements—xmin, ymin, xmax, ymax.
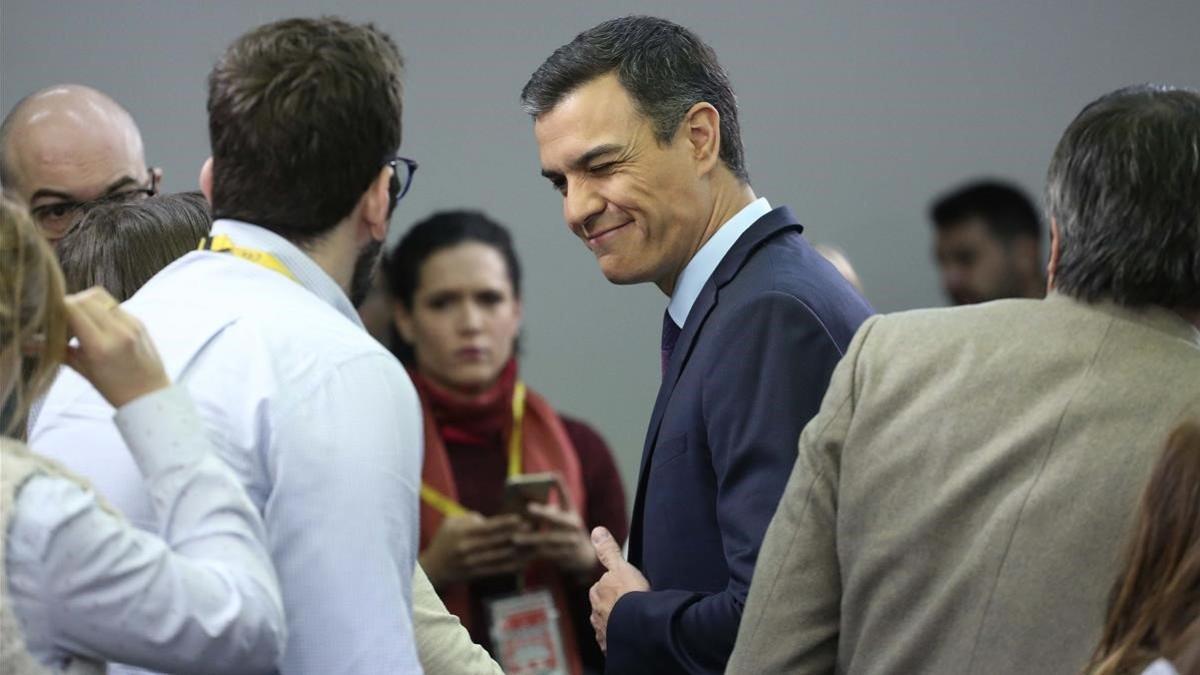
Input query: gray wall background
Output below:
<box><xmin>4</xmin><ymin>0</ymin><xmax>1199</xmax><ymax>501</ymax></box>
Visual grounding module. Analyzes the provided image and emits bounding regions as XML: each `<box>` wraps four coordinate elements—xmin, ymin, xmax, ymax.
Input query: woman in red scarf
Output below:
<box><xmin>383</xmin><ymin>211</ymin><xmax>628</xmax><ymax>674</ymax></box>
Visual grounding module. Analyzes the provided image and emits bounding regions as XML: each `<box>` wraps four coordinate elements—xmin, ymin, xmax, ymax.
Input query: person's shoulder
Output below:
<box><xmin>848</xmin><ymin>299</ymin><xmax>1069</xmax><ymax>374</ymax></box>
<box><xmin>218</xmin><ymin>311</ymin><xmax>401</xmax><ymax>388</ymax></box>
<box><xmin>558</xmin><ymin>414</ymin><xmax>610</xmax><ymax>455</ymax></box>
<box><xmin>2</xmin><ymin>441</ymin><xmax>93</xmax><ymax>510</ymax></box>
<box><xmin>149</xmin><ymin>254</ymin><xmax>389</xmax><ymax>364</ymax></box>
<box><xmin>716</xmin><ymin>231</ymin><xmax>874</xmax><ymax>347</ymax></box>
<box><xmin>862</xmin><ymin>298</ymin><xmax>1034</xmax><ymax>342</ymax></box>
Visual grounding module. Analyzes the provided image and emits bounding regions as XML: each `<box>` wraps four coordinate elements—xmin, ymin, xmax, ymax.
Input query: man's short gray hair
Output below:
<box><xmin>1047</xmin><ymin>84</ymin><xmax>1200</xmax><ymax>310</ymax></box>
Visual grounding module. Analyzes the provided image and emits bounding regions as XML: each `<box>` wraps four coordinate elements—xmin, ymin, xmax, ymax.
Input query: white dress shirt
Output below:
<box><xmin>667</xmin><ymin>197</ymin><xmax>772</xmax><ymax>327</ymax></box>
<box><xmin>33</xmin><ymin>219</ymin><xmax>425</xmax><ymax>674</ymax></box>
<box><xmin>8</xmin><ymin>386</ymin><xmax>285</xmax><ymax>673</ymax></box>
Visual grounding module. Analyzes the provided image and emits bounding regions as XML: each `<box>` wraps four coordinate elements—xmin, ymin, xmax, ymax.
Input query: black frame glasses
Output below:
<box><xmin>386</xmin><ymin>156</ymin><xmax>419</xmax><ymax>208</ymax></box>
<box><xmin>30</xmin><ymin>167</ymin><xmax>161</xmax><ymax>238</ymax></box>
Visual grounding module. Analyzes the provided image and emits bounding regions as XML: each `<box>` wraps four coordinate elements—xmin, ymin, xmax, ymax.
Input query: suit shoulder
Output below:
<box><xmin>724</xmin><ymin>232</ymin><xmax>874</xmax><ymax>345</ymax></box>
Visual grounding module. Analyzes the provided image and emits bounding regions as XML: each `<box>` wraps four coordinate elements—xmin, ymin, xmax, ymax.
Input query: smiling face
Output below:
<box><xmin>394</xmin><ymin>242</ymin><xmax>522</xmax><ymax>394</ymax></box>
<box><xmin>534</xmin><ymin>74</ymin><xmax>710</xmax><ymax>291</ymax></box>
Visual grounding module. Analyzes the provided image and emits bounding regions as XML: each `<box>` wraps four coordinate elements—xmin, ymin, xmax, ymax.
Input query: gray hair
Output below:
<box><xmin>1046</xmin><ymin>84</ymin><xmax>1200</xmax><ymax>309</ymax></box>
<box><xmin>520</xmin><ymin>15</ymin><xmax>748</xmax><ymax>183</ymax></box>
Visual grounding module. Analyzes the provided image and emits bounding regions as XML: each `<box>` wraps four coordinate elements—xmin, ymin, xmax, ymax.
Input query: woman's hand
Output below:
<box><xmin>63</xmin><ymin>287</ymin><xmax>170</xmax><ymax>408</ymax></box>
<box><xmin>514</xmin><ymin>502</ymin><xmax>597</xmax><ymax>577</ymax></box>
<box><xmin>420</xmin><ymin>512</ymin><xmax>528</xmax><ymax>588</ymax></box>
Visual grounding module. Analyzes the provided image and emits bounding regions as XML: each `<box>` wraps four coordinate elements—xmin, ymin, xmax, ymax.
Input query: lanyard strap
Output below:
<box><xmin>204</xmin><ymin>229</ymin><xmax>526</xmax><ymax>519</ymax></box>
<box><xmin>198</xmin><ymin>234</ymin><xmax>298</xmax><ymax>282</ymax></box>
<box><xmin>421</xmin><ymin>380</ymin><xmax>527</xmax><ymax>517</ymax></box>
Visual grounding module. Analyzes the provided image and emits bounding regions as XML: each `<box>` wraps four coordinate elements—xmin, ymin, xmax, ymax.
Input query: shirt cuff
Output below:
<box><xmin>113</xmin><ymin>385</ymin><xmax>208</xmax><ymax>479</ymax></box>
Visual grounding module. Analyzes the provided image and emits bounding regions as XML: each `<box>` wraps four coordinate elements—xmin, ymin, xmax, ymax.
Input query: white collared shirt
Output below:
<box><xmin>667</xmin><ymin>197</ymin><xmax>772</xmax><ymax>327</ymax></box>
<box><xmin>8</xmin><ymin>386</ymin><xmax>285</xmax><ymax>672</ymax></box>
<box><xmin>32</xmin><ymin>219</ymin><xmax>424</xmax><ymax>674</ymax></box>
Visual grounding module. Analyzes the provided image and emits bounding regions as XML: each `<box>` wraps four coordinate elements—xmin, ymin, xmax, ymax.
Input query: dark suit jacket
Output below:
<box><xmin>605</xmin><ymin>206</ymin><xmax>874</xmax><ymax>674</ymax></box>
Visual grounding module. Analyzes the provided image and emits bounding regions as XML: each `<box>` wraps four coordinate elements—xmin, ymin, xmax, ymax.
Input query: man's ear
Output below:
<box><xmin>683</xmin><ymin>102</ymin><xmax>721</xmax><ymax>177</ymax></box>
<box><xmin>361</xmin><ymin>165</ymin><xmax>393</xmax><ymax>243</ymax></box>
<box><xmin>392</xmin><ymin>302</ymin><xmax>416</xmax><ymax>344</ymax></box>
<box><xmin>1046</xmin><ymin>218</ymin><xmax>1061</xmax><ymax>292</ymax></box>
<box><xmin>199</xmin><ymin>157</ymin><xmax>214</xmax><ymax>204</ymax></box>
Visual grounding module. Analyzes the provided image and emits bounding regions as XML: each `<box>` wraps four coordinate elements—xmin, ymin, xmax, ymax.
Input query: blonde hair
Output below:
<box><xmin>1</xmin><ymin>197</ymin><xmax>67</xmax><ymax>438</ymax></box>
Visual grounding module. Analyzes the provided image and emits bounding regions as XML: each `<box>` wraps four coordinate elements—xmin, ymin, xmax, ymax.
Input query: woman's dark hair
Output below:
<box><xmin>1087</xmin><ymin>420</ymin><xmax>1200</xmax><ymax>674</ymax></box>
<box><xmin>382</xmin><ymin>210</ymin><xmax>522</xmax><ymax>364</ymax></box>
<box><xmin>56</xmin><ymin>192</ymin><xmax>211</xmax><ymax>302</ymax></box>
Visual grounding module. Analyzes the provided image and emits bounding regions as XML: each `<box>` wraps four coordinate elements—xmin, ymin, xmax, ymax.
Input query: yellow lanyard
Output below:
<box><xmin>200</xmin><ymin>231</ymin><xmax>520</xmax><ymax>519</ymax></box>
<box><xmin>198</xmin><ymin>234</ymin><xmax>298</xmax><ymax>282</ymax></box>
<box><xmin>420</xmin><ymin>380</ymin><xmax>527</xmax><ymax>517</ymax></box>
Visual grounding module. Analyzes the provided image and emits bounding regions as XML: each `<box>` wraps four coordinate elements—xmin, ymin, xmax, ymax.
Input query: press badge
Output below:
<box><xmin>486</xmin><ymin>589</ymin><xmax>568</xmax><ymax>675</ymax></box>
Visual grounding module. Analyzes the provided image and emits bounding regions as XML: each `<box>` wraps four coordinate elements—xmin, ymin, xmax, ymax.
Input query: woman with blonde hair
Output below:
<box><xmin>1088</xmin><ymin>421</ymin><xmax>1200</xmax><ymax>675</ymax></box>
<box><xmin>1</xmin><ymin>197</ymin><xmax>285</xmax><ymax>673</ymax></box>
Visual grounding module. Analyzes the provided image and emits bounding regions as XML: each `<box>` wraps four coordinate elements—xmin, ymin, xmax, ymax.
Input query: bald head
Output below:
<box><xmin>0</xmin><ymin>85</ymin><xmax>156</xmax><ymax>241</ymax></box>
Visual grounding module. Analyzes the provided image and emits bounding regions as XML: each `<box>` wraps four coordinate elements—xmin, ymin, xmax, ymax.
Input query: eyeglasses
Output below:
<box><xmin>30</xmin><ymin>168</ymin><xmax>161</xmax><ymax>239</ymax></box>
<box><xmin>386</xmin><ymin>157</ymin><xmax>418</xmax><ymax>211</ymax></box>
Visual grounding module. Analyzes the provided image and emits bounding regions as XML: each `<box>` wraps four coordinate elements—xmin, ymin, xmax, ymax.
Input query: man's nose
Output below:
<box><xmin>564</xmin><ymin>179</ymin><xmax>606</xmax><ymax>236</ymax></box>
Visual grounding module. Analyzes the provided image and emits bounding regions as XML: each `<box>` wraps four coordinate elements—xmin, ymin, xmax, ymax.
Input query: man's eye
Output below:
<box><xmin>32</xmin><ymin>203</ymin><xmax>77</xmax><ymax>228</ymax></box>
<box><xmin>550</xmin><ymin>180</ymin><xmax>567</xmax><ymax>195</ymax></box>
<box><xmin>588</xmin><ymin>163</ymin><xmax>615</xmax><ymax>175</ymax></box>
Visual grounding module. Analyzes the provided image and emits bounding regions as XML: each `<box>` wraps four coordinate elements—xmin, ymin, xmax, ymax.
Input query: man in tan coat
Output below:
<box><xmin>728</xmin><ymin>84</ymin><xmax>1200</xmax><ymax>674</ymax></box>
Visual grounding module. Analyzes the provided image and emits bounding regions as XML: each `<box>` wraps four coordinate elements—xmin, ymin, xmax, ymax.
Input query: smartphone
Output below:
<box><xmin>503</xmin><ymin>472</ymin><xmax>561</xmax><ymax>515</ymax></box>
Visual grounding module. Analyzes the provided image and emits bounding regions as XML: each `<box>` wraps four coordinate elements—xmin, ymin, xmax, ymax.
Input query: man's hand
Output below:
<box><xmin>588</xmin><ymin>526</ymin><xmax>650</xmax><ymax>653</ymax></box>
<box><xmin>512</xmin><ymin>502</ymin><xmax>595</xmax><ymax>575</ymax></box>
<box><xmin>419</xmin><ymin>513</ymin><xmax>527</xmax><ymax>588</ymax></box>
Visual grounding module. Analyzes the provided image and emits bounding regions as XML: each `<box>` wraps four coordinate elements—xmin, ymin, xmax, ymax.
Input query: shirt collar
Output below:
<box><xmin>210</xmin><ymin>219</ymin><xmax>364</xmax><ymax>327</ymax></box>
<box><xmin>667</xmin><ymin>197</ymin><xmax>772</xmax><ymax>327</ymax></box>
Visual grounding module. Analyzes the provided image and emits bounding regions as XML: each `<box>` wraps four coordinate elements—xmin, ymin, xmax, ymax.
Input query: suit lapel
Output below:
<box><xmin>628</xmin><ymin>206</ymin><xmax>805</xmax><ymax>563</ymax></box>
<box><xmin>636</xmin><ymin>282</ymin><xmax>718</xmax><ymax>478</ymax></box>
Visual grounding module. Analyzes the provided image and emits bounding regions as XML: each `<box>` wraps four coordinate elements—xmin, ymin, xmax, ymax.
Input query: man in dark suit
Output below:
<box><xmin>521</xmin><ymin>16</ymin><xmax>873</xmax><ymax>673</ymax></box>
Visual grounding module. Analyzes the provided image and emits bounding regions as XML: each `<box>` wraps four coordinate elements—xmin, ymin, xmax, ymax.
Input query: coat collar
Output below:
<box><xmin>628</xmin><ymin>207</ymin><xmax>804</xmax><ymax>562</ymax></box>
<box><xmin>659</xmin><ymin>206</ymin><xmax>804</xmax><ymax>396</ymax></box>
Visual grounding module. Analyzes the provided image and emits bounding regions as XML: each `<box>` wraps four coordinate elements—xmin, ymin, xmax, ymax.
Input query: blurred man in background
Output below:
<box><xmin>930</xmin><ymin>179</ymin><xmax>1043</xmax><ymax>305</ymax></box>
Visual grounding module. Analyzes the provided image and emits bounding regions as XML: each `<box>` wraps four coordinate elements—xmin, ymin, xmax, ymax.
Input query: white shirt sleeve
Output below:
<box><xmin>264</xmin><ymin>352</ymin><xmax>424</xmax><ymax>674</ymax></box>
<box><xmin>7</xmin><ymin>385</ymin><xmax>286</xmax><ymax>674</ymax></box>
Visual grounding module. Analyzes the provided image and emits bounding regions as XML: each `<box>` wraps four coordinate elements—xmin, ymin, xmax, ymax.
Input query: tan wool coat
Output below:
<box><xmin>728</xmin><ymin>294</ymin><xmax>1200</xmax><ymax>674</ymax></box>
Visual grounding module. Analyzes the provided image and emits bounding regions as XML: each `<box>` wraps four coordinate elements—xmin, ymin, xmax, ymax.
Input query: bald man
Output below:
<box><xmin>0</xmin><ymin>84</ymin><xmax>159</xmax><ymax>243</ymax></box>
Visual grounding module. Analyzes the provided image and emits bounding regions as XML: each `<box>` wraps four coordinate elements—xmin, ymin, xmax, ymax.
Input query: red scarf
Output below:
<box><xmin>419</xmin><ymin>360</ymin><xmax>518</xmax><ymax>448</ymax></box>
<box><xmin>411</xmin><ymin>360</ymin><xmax>586</xmax><ymax>675</ymax></box>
